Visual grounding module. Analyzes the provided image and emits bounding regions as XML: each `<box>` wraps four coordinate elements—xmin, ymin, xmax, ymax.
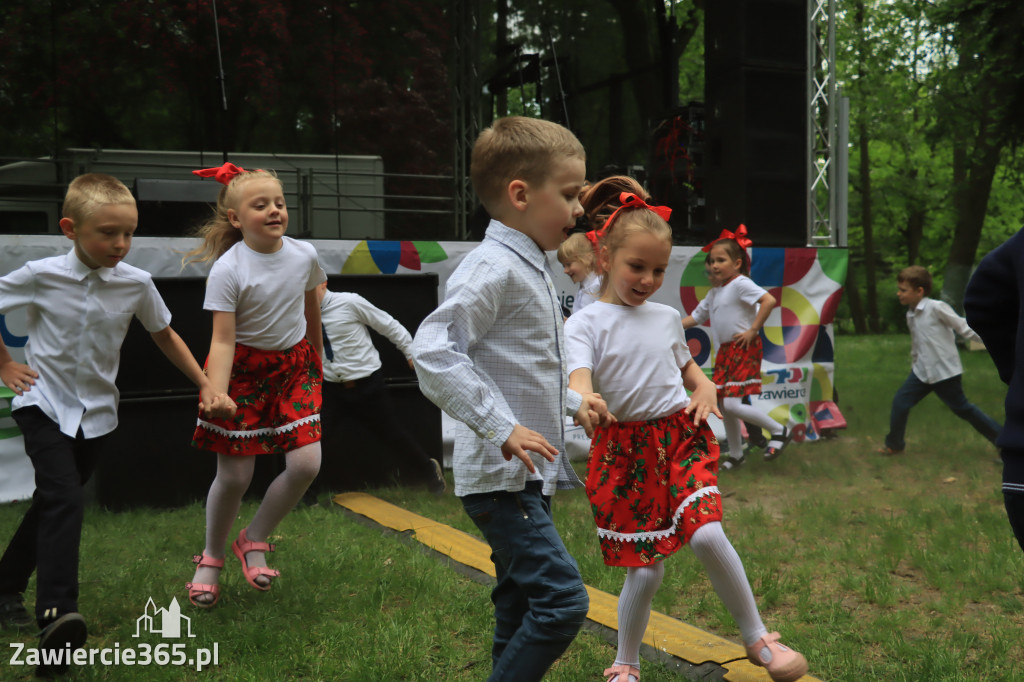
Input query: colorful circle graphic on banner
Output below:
<box><xmin>678</xmin><ymin>254</ymin><xmax>714</xmax><ymax>364</ymax></box>
<box><xmin>341</xmin><ymin>241</ymin><xmax>448</xmax><ymax>274</ymax></box>
<box><xmin>749</xmin><ymin>249</ymin><xmax>829</xmax><ymax>365</ymax></box>
<box><xmin>684</xmin><ymin>327</ymin><xmax>712</xmax><ymax>366</ymax></box>
<box><xmin>761</xmin><ymin>287</ymin><xmax>820</xmax><ymax>364</ymax></box>
<box><xmin>678</xmin><ymin>254</ymin><xmax>713</xmax><ymax>314</ymax></box>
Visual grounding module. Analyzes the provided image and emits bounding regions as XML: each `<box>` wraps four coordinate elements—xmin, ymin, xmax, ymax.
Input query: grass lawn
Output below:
<box><xmin>2</xmin><ymin>334</ymin><xmax>1022</xmax><ymax>681</ymax></box>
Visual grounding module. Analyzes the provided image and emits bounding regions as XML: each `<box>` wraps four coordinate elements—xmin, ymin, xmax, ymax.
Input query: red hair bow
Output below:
<box><xmin>600</xmin><ymin>192</ymin><xmax>673</xmax><ymax>232</ymax></box>
<box><xmin>192</xmin><ymin>162</ymin><xmax>249</xmax><ymax>186</ymax></box>
<box><xmin>702</xmin><ymin>224</ymin><xmax>752</xmax><ymax>252</ymax></box>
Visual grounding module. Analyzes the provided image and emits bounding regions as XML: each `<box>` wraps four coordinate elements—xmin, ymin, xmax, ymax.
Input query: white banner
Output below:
<box><xmin>0</xmin><ymin>237</ymin><xmax>846</xmax><ymax>501</ymax></box>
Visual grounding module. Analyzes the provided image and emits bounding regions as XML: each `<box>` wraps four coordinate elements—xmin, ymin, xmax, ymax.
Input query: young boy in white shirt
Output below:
<box><xmin>411</xmin><ymin>116</ymin><xmax>613</xmax><ymax>681</ymax></box>
<box><xmin>0</xmin><ymin>174</ymin><xmax>233</xmax><ymax>676</ymax></box>
<box><xmin>316</xmin><ymin>282</ymin><xmax>445</xmax><ymax>493</ymax></box>
<box><xmin>880</xmin><ymin>265</ymin><xmax>1001</xmax><ymax>454</ymax></box>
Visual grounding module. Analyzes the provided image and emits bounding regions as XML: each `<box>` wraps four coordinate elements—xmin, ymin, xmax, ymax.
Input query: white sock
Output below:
<box><xmin>244</xmin><ymin>443</ymin><xmax>322</xmax><ymax>580</ymax></box>
<box><xmin>193</xmin><ymin>455</ymin><xmax>256</xmax><ymax>589</ymax></box>
<box><xmin>689</xmin><ymin>522</ymin><xmax>768</xmax><ymax>646</ymax></box>
<box><xmin>723</xmin><ymin>414</ymin><xmax>745</xmax><ymax>460</ymax></box>
<box><xmin>615</xmin><ymin>563</ymin><xmax>665</xmax><ymax>671</ymax></box>
<box><xmin>722</xmin><ymin>397</ymin><xmax>783</xmax><ymax>436</ymax></box>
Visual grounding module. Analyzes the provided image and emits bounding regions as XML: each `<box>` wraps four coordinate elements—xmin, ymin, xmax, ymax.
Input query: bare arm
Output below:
<box><xmin>151</xmin><ymin>325</ymin><xmax>235</xmax><ymax>419</ymax></box>
<box><xmin>681</xmin><ymin>359</ymin><xmax>722</xmax><ymax>426</ymax></box>
<box><xmin>681</xmin><ymin>315</ymin><xmax>697</xmax><ymax>330</ymax></box>
<box><xmin>304</xmin><ymin>288</ymin><xmax>324</xmax><ymax>359</ymax></box>
<box><xmin>206</xmin><ymin>311</ymin><xmax>237</xmax><ymax>396</ymax></box>
<box><xmin>733</xmin><ymin>292</ymin><xmax>776</xmax><ymax>348</ymax></box>
<box><xmin>568</xmin><ymin>367</ymin><xmax>616</xmax><ymax>436</ymax></box>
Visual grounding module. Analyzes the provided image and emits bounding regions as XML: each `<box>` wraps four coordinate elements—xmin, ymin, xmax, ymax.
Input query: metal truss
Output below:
<box><xmin>808</xmin><ymin>0</ymin><xmax>843</xmax><ymax>246</ymax></box>
<box><xmin>452</xmin><ymin>0</ymin><xmax>482</xmax><ymax>239</ymax></box>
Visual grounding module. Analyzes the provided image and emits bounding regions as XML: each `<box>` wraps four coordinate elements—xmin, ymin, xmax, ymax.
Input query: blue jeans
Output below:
<box><xmin>885</xmin><ymin>371</ymin><xmax>1001</xmax><ymax>451</ymax></box>
<box><xmin>461</xmin><ymin>482</ymin><xmax>590</xmax><ymax>682</ymax></box>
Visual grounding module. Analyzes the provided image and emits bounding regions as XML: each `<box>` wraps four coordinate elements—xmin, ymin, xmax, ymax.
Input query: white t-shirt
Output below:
<box><xmin>204</xmin><ymin>237</ymin><xmax>326</xmax><ymax>350</ymax></box>
<box><xmin>689</xmin><ymin>274</ymin><xmax>767</xmax><ymax>343</ymax></box>
<box><xmin>565</xmin><ymin>301</ymin><xmax>692</xmax><ymax>422</ymax></box>
<box><xmin>571</xmin><ymin>271</ymin><xmax>601</xmax><ymax>315</ymax></box>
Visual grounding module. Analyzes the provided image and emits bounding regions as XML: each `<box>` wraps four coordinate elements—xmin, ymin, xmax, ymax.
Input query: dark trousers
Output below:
<box><xmin>1002</xmin><ymin>452</ymin><xmax>1024</xmax><ymax>555</ymax></box>
<box><xmin>885</xmin><ymin>371</ymin><xmax>1001</xmax><ymax>451</ymax></box>
<box><xmin>324</xmin><ymin>370</ymin><xmax>434</xmax><ymax>482</ymax></box>
<box><xmin>461</xmin><ymin>482</ymin><xmax>590</xmax><ymax>681</ymax></box>
<box><xmin>0</xmin><ymin>407</ymin><xmax>105</xmax><ymax>626</ymax></box>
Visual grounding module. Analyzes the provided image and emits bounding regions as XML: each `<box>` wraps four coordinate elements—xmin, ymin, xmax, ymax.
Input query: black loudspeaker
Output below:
<box><xmin>704</xmin><ymin>0</ymin><xmax>808</xmax><ymax>247</ymax></box>
<box><xmin>96</xmin><ymin>272</ymin><xmax>440</xmax><ymax>509</ymax></box>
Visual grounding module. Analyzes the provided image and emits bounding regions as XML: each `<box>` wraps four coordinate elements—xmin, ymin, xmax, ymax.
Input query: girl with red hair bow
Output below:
<box><xmin>565</xmin><ymin>202</ymin><xmax>807</xmax><ymax>682</ymax></box>
<box><xmin>182</xmin><ymin>162</ymin><xmax>327</xmax><ymax>608</ymax></box>
<box><xmin>682</xmin><ymin>227</ymin><xmax>792</xmax><ymax>469</ymax></box>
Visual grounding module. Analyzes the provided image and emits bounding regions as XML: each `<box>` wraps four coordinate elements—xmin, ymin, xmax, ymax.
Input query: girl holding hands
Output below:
<box><xmin>564</xmin><ymin>194</ymin><xmax>807</xmax><ymax>682</ymax></box>
<box><xmin>683</xmin><ymin>230</ymin><xmax>791</xmax><ymax>468</ymax></box>
<box><xmin>183</xmin><ymin>163</ymin><xmax>326</xmax><ymax>607</ymax></box>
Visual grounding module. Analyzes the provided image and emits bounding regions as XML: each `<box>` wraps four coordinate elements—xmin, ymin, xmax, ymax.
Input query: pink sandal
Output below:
<box><xmin>745</xmin><ymin>632</ymin><xmax>808</xmax><ymax>682</ymax></box>
<box><xmin>186</xmin><ymin>553</ymin><xmax>224</xmax><ymax>608</ymax></box>
<box><xmin>231</xmin><ymin>527</ymin><xmax>280</xmax><ymax>591</ymax></box>
<box><xmin>603</xmin><ymin>664</ymin><xmax>640</xmax><ymax>681</ymax></box>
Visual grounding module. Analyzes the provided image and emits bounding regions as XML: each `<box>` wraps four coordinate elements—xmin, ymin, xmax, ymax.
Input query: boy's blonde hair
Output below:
<box><xmin>470</xmin><ymin>116</ymin><xmax>585</xmax><ymax>214</ymax></box>
<box><xmin>898</xmin><ymin>265</ymin><xmax>932</xmax><ymax>295</ymax></box>
<box><xmin>182</xmin><ymin>169</ymin><xmax>281</xmax><ymax>265</ymax></box>
<box><xmin>62</xmin><ymin>173</ymin><xmax>135</xmax><ymax>225</ymax></box>
<box><xmin>557</xmin><ymin>232</ymin><xmax>595</xmax><ymax>270</ymax></box>
<box><xmin>598</xmin><ymin>206</ymin><xmax>673</xmax><ymax>295</ymax></box>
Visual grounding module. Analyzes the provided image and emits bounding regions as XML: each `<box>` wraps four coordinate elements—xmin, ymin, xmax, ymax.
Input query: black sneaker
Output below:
<box><xmin>745</xmin><ymin>423</ymin><xmax>769</xmax><ymax>449</ymax></box>
<box><xmin>37</xmin><ymin>612</ymin><xmax>87</xmax><ymax>677</ymax></box>
<box><xmin>0</xmin><ymin>593</ymin><xmax>32</xmax><ymax>629</ymax></box>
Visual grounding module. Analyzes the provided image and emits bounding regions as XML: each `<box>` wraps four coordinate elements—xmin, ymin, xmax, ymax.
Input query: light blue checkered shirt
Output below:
<box><xmin>412</xmin><ymin>220</ymin><xmax>583</xmax><ymax>496</ymax></box>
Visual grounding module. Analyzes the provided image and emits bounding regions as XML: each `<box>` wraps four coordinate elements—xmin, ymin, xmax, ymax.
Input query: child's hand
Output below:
<box><xmin>0</xmin><ymin>360</ymin><xmax>38</xmax><ymax>396</ymax></box>
<box><xmin>684</xmin><ymin>381</ymin><xmax>722</xmax><ymax>426</ymax></box>
<box><xmin>574</xmin><ymin>393</ymin><xmax>616</xmax><ymax>437</ymax></box>
<box><xmin>200</xmin><ymin>389</ymin><xmax>237</xmax><ymax>420</ymax></box>
<box><xmin>501</xmin><ymin>424</ymin><xmax>558</xmax><ymax>474</ymax></box>
<box><xmin>732</xmin><ymin>328</ymin><xmax>759</xmax><ymax>348</ymax></box>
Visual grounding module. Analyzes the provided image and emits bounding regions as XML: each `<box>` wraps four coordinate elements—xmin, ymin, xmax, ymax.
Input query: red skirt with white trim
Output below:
<box><xmin>585</xmin><ymin>409</ymin><xmax>722</xmax><ymax>567</ymax></box>
<box><xmin>712</xmin><ymin>338</ymin><xmax>763</xmax><ymax>398</ymax></box>
<box><xmin>192</xmin><ymin>339</ymin><xmax>322</xmax><ymax>456</ymax></box>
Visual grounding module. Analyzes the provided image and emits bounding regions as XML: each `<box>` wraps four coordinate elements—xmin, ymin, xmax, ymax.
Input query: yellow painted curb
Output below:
<box><xmin>333</xmin><ymin>492</ymin><xmax>820</xmax><ymax>681</ymax></box>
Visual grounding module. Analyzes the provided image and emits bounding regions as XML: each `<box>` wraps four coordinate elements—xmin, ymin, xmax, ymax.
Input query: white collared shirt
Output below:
<box><xmin>908</xmin><ymin>297</ymin><xmax>982</xmax><ymax>384</ymax></box>
<box><xmin>0</xmin><ymin>249</ymin><xmax>172</xmax><ymax>438</ymax></box>
<box><xmin>320</xmin><ymin>290</ymin><xmax>412</xmax><ymax>382</ymax></box>
<box><xmin>412</xmin><ymin>220</ymin><xmax>583</xmax><ymax>497</ymax></box>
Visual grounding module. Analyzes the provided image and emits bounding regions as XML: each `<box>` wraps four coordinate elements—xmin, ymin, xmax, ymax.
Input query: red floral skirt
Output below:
<box><xmin>713</xmin><ymin>338</ymin><xmax>764</xmax><ymax>398</ymax></box>
<box><xmin>585</xmin><ymin>409</ymin><xmax>722</xmax><ymax>567</ymax></box>
<box><xmin>192</xmin><ymin>340</ymin><xmax>322</xmax><ymax>456</ymax></box>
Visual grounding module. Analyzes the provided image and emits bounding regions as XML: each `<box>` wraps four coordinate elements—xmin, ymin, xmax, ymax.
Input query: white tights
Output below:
<box><xmin>193</xmin><ymin>443</ymin><xmax>321</xmax><ymax>586</ymax></box>
<box><xmin>721</xmin><ymin>397</ymin><xmax>783</xmax><ymax>459</ymax></box>
<box><xmin>613</xmin><ymin>522</ymin><xmax>768</xmax><ymax>675</ymax></box>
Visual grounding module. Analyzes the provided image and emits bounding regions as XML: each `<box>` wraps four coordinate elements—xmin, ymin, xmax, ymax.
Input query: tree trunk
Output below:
<box><xmin>858</xmin><ymin>118</ymin><xmax>880</xmax><ymax>333</ymax></box>
<box><xmin>844</xmin><ymin>253</ymin><xmax>868</xmax><ymax>334</ymax></box>
<box><xmin>941</xmin><ymin>130</ymin><xmax>1004</xmax><ymax>312</ymax></box>
<box><xmin>906</xmin><ymin>207</ymin><xmax>925</xmax><ymax>266</ymax></box>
